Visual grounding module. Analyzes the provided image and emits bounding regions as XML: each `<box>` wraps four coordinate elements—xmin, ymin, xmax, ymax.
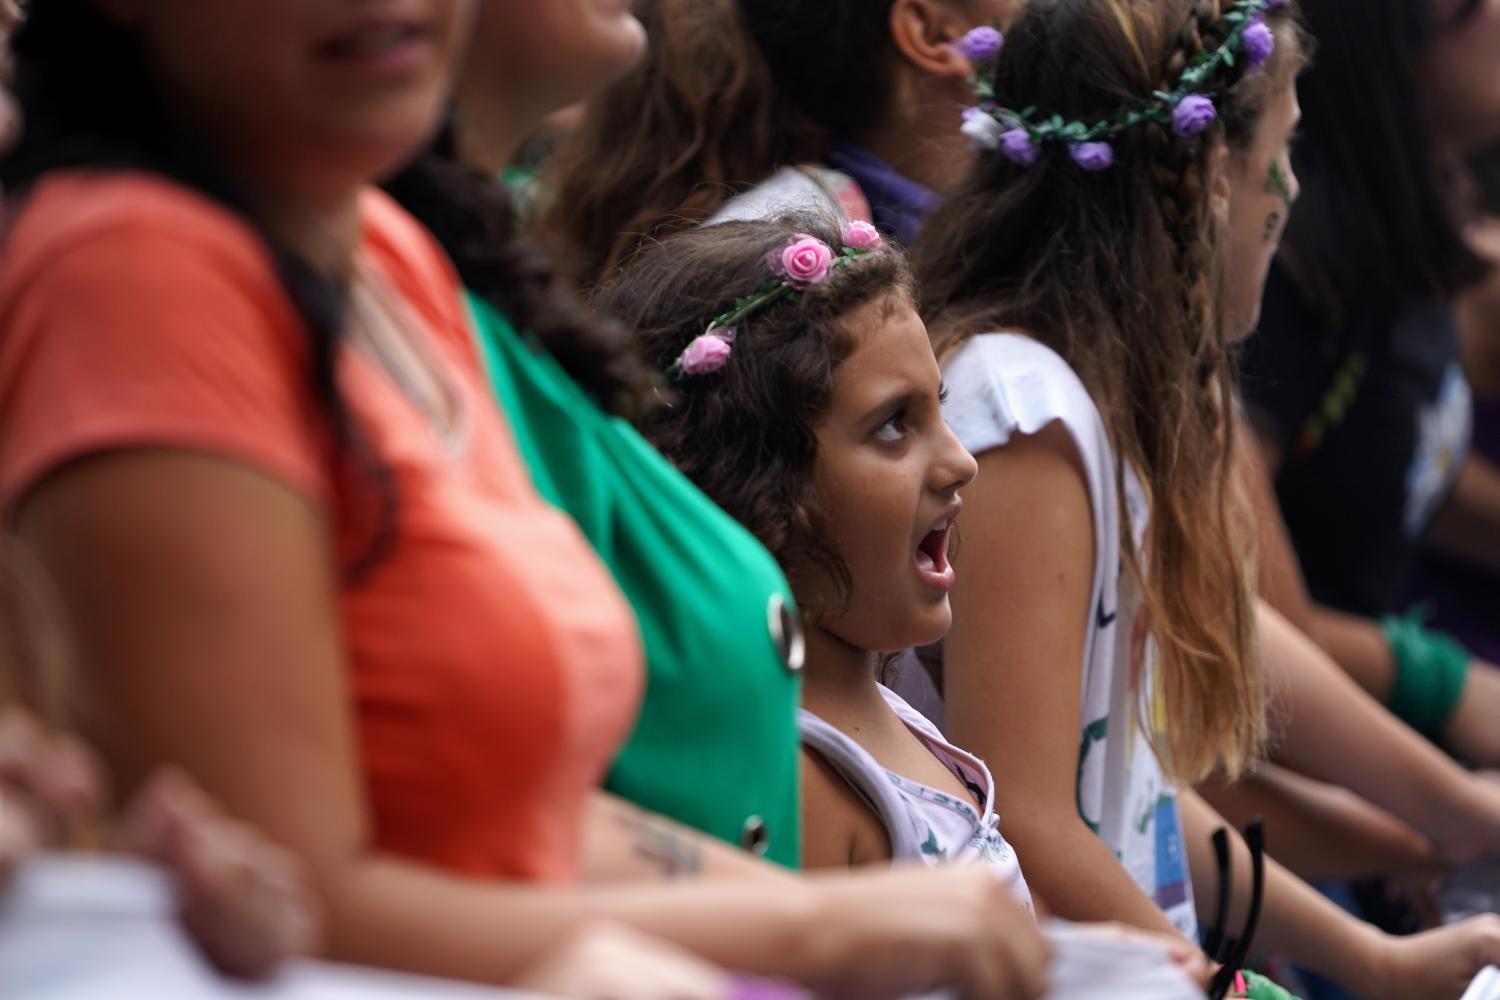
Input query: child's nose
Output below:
<box><xmin>936</xmin><ymin>423</ymin><xmax>978</xmax><ymax>493</ymax></box>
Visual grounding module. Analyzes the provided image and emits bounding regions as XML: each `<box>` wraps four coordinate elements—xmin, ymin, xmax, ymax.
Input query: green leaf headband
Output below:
<box><xmin>671</xmin><ymin>222</ymin><xmax>885</xmax><ymax>378</ymax></box>
<box><xmin>958</xmin><ymin>0</ymin><xmax>1286</xmax><ymax>171</ymax></box>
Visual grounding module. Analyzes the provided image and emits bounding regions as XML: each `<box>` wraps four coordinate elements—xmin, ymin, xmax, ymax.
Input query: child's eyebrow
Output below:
<box><xmin>857</xmin><ymin>388</ymin><xmax>920</xmax><ymax>425</ymax></box>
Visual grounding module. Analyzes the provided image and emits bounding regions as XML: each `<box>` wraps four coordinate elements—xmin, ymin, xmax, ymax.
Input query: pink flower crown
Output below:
<box><xmin>671</xmin><ymin>222</ymin><xmax>885</xmax><ymax>378</ymax></box>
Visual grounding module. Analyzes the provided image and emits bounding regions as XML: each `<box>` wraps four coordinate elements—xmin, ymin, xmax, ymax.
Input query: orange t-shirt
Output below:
<box><xmin>0</xmin><ymin>173</ymin><xmax>644</xmax><ymax>882</ymax></box>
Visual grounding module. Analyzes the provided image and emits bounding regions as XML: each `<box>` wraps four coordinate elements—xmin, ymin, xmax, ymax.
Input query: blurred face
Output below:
<box><xmin>109</xmin><ymin>0</ymin><xmax>472</xmax><ymax>200</ymax></box>
<box><xmin>1222</xmin><ymin>78</ymin><xmax>1302</xmax><ymax>340</ymax></box>
<box><xmin>1421</xmin><ymin>0</ymin><xmax>1500</xmax><ymax>153</ymax></box>
<box><xmin>464</xmin><ymin>0</ymin><xmax>645</xmax><ymax>125</ymax></box>
<box><xmin>800</xmin><ymin>294</ymin><xmax>979</xmax><ymax>653</ymax></box>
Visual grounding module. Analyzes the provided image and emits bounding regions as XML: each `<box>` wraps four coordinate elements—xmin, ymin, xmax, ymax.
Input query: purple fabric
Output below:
<box><xmin>825</xmin><ymin>141</ymin><xmax>942</xmax><ymax>247</ymax></box>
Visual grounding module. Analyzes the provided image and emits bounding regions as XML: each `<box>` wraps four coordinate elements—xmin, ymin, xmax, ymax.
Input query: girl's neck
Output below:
<box><xmin>453</xmin><ymin>71</ymin><xmax>541</xmax><ymax>176</ymax></box>
<box><xmin>853</xmin><ymin>90</ymin><xmax>975</xmax><ymax>196</ymax></box>
<box><xmin>801</xmin><ymin>625</ymin><xmax>888</xmax><ymax>723</ymax></box>
<box><xmin>249</xmin><ymin>182</ymin><xmax>364</xmax><ymax>282</ymax></box>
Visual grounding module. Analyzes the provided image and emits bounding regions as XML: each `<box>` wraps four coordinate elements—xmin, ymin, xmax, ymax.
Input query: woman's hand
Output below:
<box><xmin>800</xmin><ymin>864</ymin><xmax>1050</xmax><ymax>1000</ymax></box>
<box><xmin>1361</xmin><ymin>915</ymin><xmax>1500</xmax><ymax>1000</ymax></box>
<box><xmin>0</xmin><ymin>705</ymin><xmax>316</xmax><ymax>980</ymax></box>
<box><xmin>0</xmin><ymin>706</ymin><xmax>101</xmax><ymax>879</ymax></box>
<box><xmin>119</xmin><ymin>768</ymin><xmax>319</xmax><ymax>979</ymax></box>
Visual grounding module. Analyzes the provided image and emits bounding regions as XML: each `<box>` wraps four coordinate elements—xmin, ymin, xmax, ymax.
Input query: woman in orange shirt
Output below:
<box><xmin>0</xmin><ymin>1</ymin><xmax>1042</xmax><ymax>995</ymax></box>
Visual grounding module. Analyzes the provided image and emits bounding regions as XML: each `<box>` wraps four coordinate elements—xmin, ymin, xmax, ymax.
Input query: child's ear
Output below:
<box><xmin>889</xmin><ymin>0</ymin><xmax>980</xmax><ymax>80</ymax></box>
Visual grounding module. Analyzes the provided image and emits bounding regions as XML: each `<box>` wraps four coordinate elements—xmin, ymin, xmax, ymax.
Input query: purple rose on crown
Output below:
<box><xmin>1070</xmin><ymin>142</ymin><xmax>1114</xmax><ymax>172</ymax></box>
<box><xmin>1172</xmin><ymin>94</ymin><xmax>1218</xmax><ymax>137</ymax></box>
<box><xmin>955</xmin><ymin>25</ymin><xmax>1004</xmax><ymax>62</ymax></box>
<box><xmin>1242</xmin><ymin>16</ymin><xmax>1276</xmax><ymax>68</ymax></box>
<box><xmin>1000</xmin><ymin>127</ymin><xmax>1039</xmax><ymax>166</ymax></box>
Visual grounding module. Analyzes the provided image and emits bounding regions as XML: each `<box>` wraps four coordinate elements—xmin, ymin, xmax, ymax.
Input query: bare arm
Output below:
<box><xmin>943</xmin><ymin>426</ymin><xmax>1184</xmax><ymax>940</ymax></box>
<box><xmin>15</xmin><ymin>451</ymin><xmax>1046</xmax><ymax>998</ymax></box>
<box><xmin>1180</xmin><ymin>788</ymin><xmax>1500</xmax><ymax>1000</ymax></box>
<box><xmin>1256</xmin><ymin>599</ymin><xmax>1500</xmax><ymax>865</ymax></box>
<box><xmin>1241</xmin><ymin>419</ymin><xmax>1500</xmax><ymax>766</ymax></box>
<box><xmin>1197</xmin><ymin>763</ymin><xmax>1438</xmax><ymax>882</ymax></box>
<box><xmin>1427</xmin><ymin>454</ymin><xmax>1500</xmax><ymax>575</ymax></box>
<box><xmin>582</xmin><ymin>791</ymin><xmax>795</xmax><ymax>883</ymax></box>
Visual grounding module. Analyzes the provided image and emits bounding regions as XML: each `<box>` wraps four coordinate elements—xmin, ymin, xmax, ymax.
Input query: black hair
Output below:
<box><xmin>1</xmin><ymin>0</ymin><xmax>396</xmax><ymax>580</ymax></box>
<box><xmin>1473</xmin><ymin>142</ymin><xmax>1500</xmax><ymax>215</ymax></box>
<box><xmin>383</xmin><ymin>127</ymin><xmax>656</xmax><ymax>418</ymax></box>
<box><xmin>1278</xmin><ymin>0</ymin><xmax>1491</xmax><ymax>327</ymax></box>
<box><xmin>733</xmin><ymin>0</ymin><xmax>901</xmax><ymax>139</ymax></box>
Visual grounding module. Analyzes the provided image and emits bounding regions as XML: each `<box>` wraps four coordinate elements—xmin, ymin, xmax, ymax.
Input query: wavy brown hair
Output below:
<box><xmin>538</xmin><ymin>0</ymin><xmax>824</xmax><ymax>289</ymax></box>
<box><xmin>916</xmin><ymin>0</ymin><xmax>1307</xmax><ymax>783</ymax></box>
<box><xmin>594</xmin><ymin>215</ymin><xmax>911</xmax><ymax>620</ymax></box>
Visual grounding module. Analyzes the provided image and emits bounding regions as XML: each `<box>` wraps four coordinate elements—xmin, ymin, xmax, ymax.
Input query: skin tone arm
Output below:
<box><xmin>1426</xmin><ymin>454</ymin><xmax>1500</xmax><ymax>575</ymax></box>
<box><xmin>943</xmin><ymin>424</ymin><xmax>1185</xmax><ymax>940</ymax></box>
<box><xmin>1241</xmin><ymin>418</ymin><xmax>1500</xmax><ymax>766</ymax></box>
<box><xmin>1428</xmin><ymin>217</ymin><xmax>1500</xmax><ymax>572</ymax></box>
<box><xmin>14</xmin><ymin>451</ymin><xmax>1047</xmax><ymax>1000</ymax></box>
<box><xmin>1180</xmin><ymin>788</ymin><xmax>1500</xmax><ymax>1000</ymax></box>
<box><xmin>1198</xmin><ymin>763</ymin><xmax>1438</xmax><ymax>882</ymax></box>
<box><xmin>1255</xmin><ymin>598</ymin><xmax>1500</xmax><ymax>865</ymax></box>
<box><xmin>582</xmin><ymin>791</ymin><xmax>801</xmax><ymax>883</ymax></box>
<box><xmin>947</xmin><ymin>426</ymin><xmax>1500</xmax><ymax>997</ymax></box>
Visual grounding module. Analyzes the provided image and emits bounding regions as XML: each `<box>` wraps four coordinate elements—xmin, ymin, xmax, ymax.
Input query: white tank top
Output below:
<box><xmin>799</xmin><ymin>685</ymin><xmax>1034</xmax><ymax>913</ymax></box>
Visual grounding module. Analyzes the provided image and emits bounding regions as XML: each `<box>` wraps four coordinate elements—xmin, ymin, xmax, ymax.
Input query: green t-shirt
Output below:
<box><xmin>470</xmin><ymin>295</ymin><xmax>802</xmax><ymax>868</ymax></box>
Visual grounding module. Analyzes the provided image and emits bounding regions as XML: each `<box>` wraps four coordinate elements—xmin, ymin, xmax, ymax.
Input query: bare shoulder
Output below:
<box><xmin>799</xmin><ymin>746</ymin><xmax>893</xmax><ymax>870</ymax></box>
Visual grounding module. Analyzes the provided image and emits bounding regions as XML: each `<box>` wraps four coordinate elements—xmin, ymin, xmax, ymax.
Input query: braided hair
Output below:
<box><xmin>917</xmin><ymin>0</ymin><xmax>1308</xmax><ymax>784</ymax></box>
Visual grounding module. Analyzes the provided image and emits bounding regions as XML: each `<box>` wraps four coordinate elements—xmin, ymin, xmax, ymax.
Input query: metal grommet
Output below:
<box><xmin>740</xmin><ymin>815</ymin><xmax>770</xmax><ymax>856</ymax></box>
<box><xmin>767</xmin><ymin>594</ymin><xmax>805</xmax><ymax>675</ymax></box>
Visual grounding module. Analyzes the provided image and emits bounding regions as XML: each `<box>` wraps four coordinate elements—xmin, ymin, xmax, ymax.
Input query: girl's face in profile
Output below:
<box><xmin>1222</xmin><ymin>77</ymin><xmax>1303</xmax><ymax>341</ymax></box>
<box><xmin>1422</xmin><ymin>0</ymin><xmax>1500</xmax><ymax>154</ymax></box>
<box><xmin>797</xmin><ymin>293</ymin><xmax>978</xmax><ymax>654</ymax></box>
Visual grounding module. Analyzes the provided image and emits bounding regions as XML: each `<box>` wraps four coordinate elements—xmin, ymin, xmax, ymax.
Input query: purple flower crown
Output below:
<box><xmin>671</xmin><ymin>222</ymin><xmax>885</xmax><ymax>378</ymax></box>
<box><xmin>957</xmin><ymin>0</ymin><xmax>1287</xmax><ymax>172</ymax></box>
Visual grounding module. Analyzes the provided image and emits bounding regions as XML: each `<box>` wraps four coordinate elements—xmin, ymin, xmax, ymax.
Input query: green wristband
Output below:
<box><xmin>1383</xmin><ymin>610</ymin><xmax>1471</xmax><ymax>738</ymax></box>
<box><xmin>1238</xmin><ymin>970</ymin><xmax>1302</xmax><ymax>1000</ymax></box>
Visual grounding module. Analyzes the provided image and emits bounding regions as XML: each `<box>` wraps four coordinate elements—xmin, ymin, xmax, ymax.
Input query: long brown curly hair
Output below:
<box><xmin>594</xmin><ymin>215</ymin><xmax>911</xmax><ymax>620</ymax></box>
<box><xmin>537</xmin><ymin>0</ymin><xmax>825</xmax><ymax>289</ymax></box>
<box><xmin>916</xmin><ymin>0</ymin><xmax>1308</xmax><ymax>783</ymax></box>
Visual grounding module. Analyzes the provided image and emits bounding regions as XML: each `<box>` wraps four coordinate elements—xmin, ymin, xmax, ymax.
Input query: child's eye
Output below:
<box><xmin>874</xmin><ymin>408</ymin><xmax>908</xmax><ymax>443</ymax></box>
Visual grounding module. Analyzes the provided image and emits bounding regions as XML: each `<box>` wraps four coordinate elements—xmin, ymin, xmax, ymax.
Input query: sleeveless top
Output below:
<box><xmin>903</xmin><ymin>332</ymin><xmax>1197</xmax><ymax>936</ymax></box>
<box><xmin>800</xmin><ymin>685</ymin><xmax>1033</xmax><ymax>910</ymax></box>
<box><xmin>471</xmin><ymin>297</ymin><xmax>803</xmax><ymax>866</ymax></box>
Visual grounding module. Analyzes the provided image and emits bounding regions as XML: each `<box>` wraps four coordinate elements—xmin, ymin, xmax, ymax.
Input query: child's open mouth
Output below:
<box><xmin>915</xmin><ymin>521</ymin><xmax>956</xmax><ymax>593</ymax></box>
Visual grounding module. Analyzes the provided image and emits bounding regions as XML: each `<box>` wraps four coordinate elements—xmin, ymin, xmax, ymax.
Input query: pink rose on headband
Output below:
<box><xmin>676</xmin><ymin>332</ymin><xmax>734</xmax><ymax>376</ymax></box>
<box><xmin>842</xmin><ymin>221</ymin><xmax>883</xmax><ymax>250</ymax></box>
<box><xmin>769</xmin><ymin>235</ymin><xmax>834</xmax><ymax>287</ymax></box>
